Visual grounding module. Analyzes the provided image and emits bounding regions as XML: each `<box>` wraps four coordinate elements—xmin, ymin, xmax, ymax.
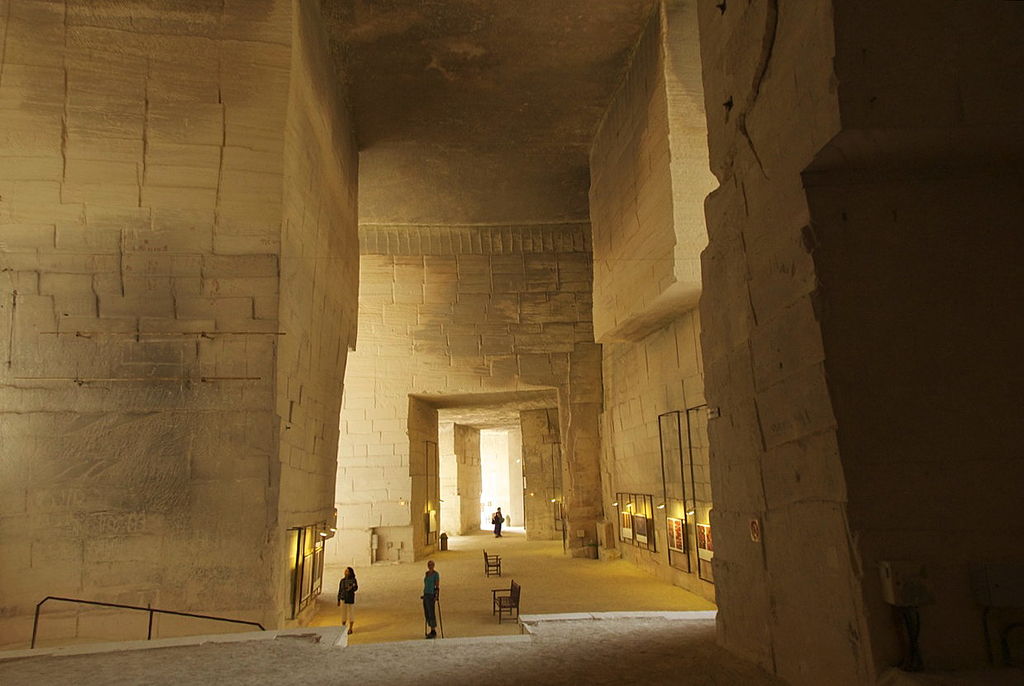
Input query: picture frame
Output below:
<box><xmin>696</xmin><ymin>523</ymin><xmax>713</xmax><ymax>561</ymax></box>
<box><xmin>667</xmin><ymin>517</ymin><xmax>685</xmax><ymax>552</ymax></box>
<box><xmin>619</xmin><ymin>510</ymin><xmax>634</xmax><ymax>541</ymax></box>
<box><xmin>633</xmin><ymin>513</ymin><xmax>649</xmax><ymax>545</ymax></box>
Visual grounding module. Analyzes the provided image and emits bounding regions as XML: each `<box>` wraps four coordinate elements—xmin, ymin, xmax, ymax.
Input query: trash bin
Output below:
<box><xmin>439</xmin><ymin>533</ymin><xmax>448</xmax><ymax>551</ymax></box>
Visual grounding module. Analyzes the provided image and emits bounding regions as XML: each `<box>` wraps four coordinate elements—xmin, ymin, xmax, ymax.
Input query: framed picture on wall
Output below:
<box><xmin>633</xmin><ymin>514</ymin><xmax>649</xmax><ymax>545</ymax></box>
<box><xmin>696</xmin><ymin>523</ymin><xmax>713</xmax><ymax>561</ymax></box>
<box><xmin>667</xmin><ymin>517</ymin><xmax>685</xmax><ymax>552</ymax></box>
<box><xmin>620</xmin><ymin>510</ymin><xmax>634</xmax><ymax>541</ymax></box>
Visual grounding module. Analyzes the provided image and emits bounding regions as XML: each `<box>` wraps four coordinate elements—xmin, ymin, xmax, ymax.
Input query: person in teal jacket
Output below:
<box><xmin>421</xmin><ymin>560</ymin><xmax>440</xmax><ymax>638</ymax></box>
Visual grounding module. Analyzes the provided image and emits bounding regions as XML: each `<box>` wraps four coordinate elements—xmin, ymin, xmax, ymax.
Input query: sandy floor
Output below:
<box><xmin>310</xmin><ymin>528</ymin><xmax>716</xmax><ymax>643</ymax></box>
<box><xmin>0</xmin><ymin>617</ymin><xmax>784</xmax><ymax>686</ymax></box>
<box><xmin>0</xmin><ymin>531</ymin><xmax>751</xmax><ymax>685</ymax></box>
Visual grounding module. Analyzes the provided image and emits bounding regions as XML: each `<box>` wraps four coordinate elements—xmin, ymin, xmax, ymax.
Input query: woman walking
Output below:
<box><xmin>337</xmin><ymin>567</ymin><xmax>358</xmax><ymax>634</ymax></box>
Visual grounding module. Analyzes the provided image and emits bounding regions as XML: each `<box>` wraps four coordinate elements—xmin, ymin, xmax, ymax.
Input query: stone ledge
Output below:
<box><xmin>0</xmin><ymin>626</ymin><xmax>346</xmax><ymax>661</ymax></box>
<box><xmin>518</xmin><ymin>609</ymin><xmax>717</xmax><ymax>634</ymax></box>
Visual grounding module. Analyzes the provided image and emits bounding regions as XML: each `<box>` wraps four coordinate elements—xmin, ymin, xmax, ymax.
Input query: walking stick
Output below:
<box><xmin>435</xmin><ymin>591</ymin><xmax>444</xmax><ymax>638</ymax></box>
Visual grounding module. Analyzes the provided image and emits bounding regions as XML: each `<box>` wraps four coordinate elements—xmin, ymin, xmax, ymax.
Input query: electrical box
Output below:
<box><xmin>878</xmin><ymin>560</ymin><xmax>933</xmax><ymax>607</ymax></box>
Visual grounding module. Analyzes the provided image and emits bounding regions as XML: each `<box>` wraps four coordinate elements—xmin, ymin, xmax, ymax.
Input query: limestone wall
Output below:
<box><xmin>600</xmin><ymin>312</ymin><xmax>714</xmax><ymax>603</ymax></box>
<box><xmin>589</xmin><ymin>2</ymin><xmax>715</xmax><ymax>342</ymax></box>
<box><xmin>274</xmin><ymin>0</ymin><xmax>359</xmax><ymax>622</ymax></box>
<box><xmin>589</xmin><ymin>14</ymin><xmax>673</xmax><ymax>342</ymax></box>
<box><xmin>588</xmin><ymin>0</ymin><xmax>716</xmax><ymax>599</ymax></box>
<box><xmin>697</xmin><ymin>1</ymin><xmax>1024</xmax><ymax>682</ymax></box>
<box><xmin>335</xmin><ymin>223</ymin><xmax>602</xmax><ymax>558</ymax></box>
<box><xmin>697</xmin><ymin>1</ymin><xmax>864</xmax><ymax>682</ymax></box>
<box><xmin>807</xmin><ymin>2</ymin><xmax>1024</xmax><ymax>674</ymax></box>
<box><xmin>0</xmin><ymin>0</ymin><xmax>357</xmax><ymax>647</ymax></box>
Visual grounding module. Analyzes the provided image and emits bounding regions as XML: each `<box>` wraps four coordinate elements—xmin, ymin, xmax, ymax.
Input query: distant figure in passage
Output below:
<box><xmin>337</xmin><ymin>567</ymin><xmax>358</xmax><ymax>634</ymax></box>
<box><xmin>492</xmin><ymin>507</ymin><xmax>505</xmax><ymax>537</ymax></box>
<box><xmin>421</xmin><ymin>560</ymin><xmax>440</xmax><ymax>638</ymax></box>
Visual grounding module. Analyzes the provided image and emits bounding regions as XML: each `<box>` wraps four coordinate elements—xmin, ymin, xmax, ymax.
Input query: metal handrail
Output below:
<box><xmin>31</xmin><ymin>596</ymin><xmax>266</xmax><ymax>649</ymax></box>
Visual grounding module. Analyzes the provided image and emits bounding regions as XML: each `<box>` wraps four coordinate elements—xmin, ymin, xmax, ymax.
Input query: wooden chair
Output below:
<box><xmin>491</xmin><ymin>580</ymin><xmax>521</xmax><ymax>623</ymax></box>
<box><xmin>483</xmin><ymin>550</ymin><xmax>502</xmax><ymax>577</ymax></box>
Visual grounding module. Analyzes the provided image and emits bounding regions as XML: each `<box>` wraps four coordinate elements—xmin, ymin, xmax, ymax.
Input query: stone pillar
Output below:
<box><xmin>439</xmin><ymin>422</ymin><xmax>480</xmax><ymax>536</ymax></box>
<box><xmin>505</xmin><ymin>428</ymin><xmax>524</xmax><ymax>529</ymax></box>
<box><xmin>521</xmin><ymin>408</ymin><xmax>562</xmax><ymax>540</ymax></box>
<box><xmin>454</xmin><ymin>425</ymin><xmax>482</xmax><ymax>535</ymax></box>
<box><xmin>438</xmin><ymin>422</ymin><xmax>459</xmax><ymax>535</ymax></box>
<box><xmin>408</xmin><ymin>396</ymin><xmax>439</xmax><ymax>560</ymax></box>
<box><xmin>558</xmin><ymin>341</ymin><xmax>604</xmax><ymax>557</ymax></box>
<box><xmin>698</xmin><ymin>1</ymin><xmax>1024</xmax><ymax>682</ymax></box>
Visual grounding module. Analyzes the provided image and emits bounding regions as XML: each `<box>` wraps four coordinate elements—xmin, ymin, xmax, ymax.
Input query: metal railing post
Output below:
<box><xmin>30</xmin><ymin>597</ymin><xmax>50</xmax><ymax>649</ymax></box>
<box><xmin>28</xmin><ymin>596</ymin><xmax>265</xmax><ymax>648</ymax></box>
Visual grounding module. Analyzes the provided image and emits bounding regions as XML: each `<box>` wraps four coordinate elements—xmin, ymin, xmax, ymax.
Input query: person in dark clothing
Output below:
<box><xmin>421</xmin><ymin>560</ymin><xmax>440</xmax><ymax>638</ymax></box>
<box><xmin>491</xmin><ymin>507</ymin><xmax>504</xmax><ymax>537</ymax></box>
<box><xmin>337</xmin><ymin>567</ymin><xmax>358</xmax><ymax>634</ymax></box>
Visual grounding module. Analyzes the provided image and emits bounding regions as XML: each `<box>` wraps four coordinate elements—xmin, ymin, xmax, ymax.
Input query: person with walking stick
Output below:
<box><xmin>421</xmin><ymin>559</ymin><xmax>440</xmax><ymax>639</ymax></box>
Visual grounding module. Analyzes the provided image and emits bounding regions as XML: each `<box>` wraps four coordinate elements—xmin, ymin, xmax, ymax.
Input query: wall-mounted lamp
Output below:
<box><xmin>657</xmin><ymin>504</ymin><xmax>665</xmax><ymax>509</ymax></box>
<box><xmin>549</xmin><ymin>498</ymin><xmax>557</xmax><ymax>503</ymax></box>
<box><xmin>686</xmin><ymin>510</ymin><xmax>695</xmax><ymax>516</ymax></box>
<box><xmin>319</xmin><ymin>532</ymin><xmax>328</xmax><ymax>537</ymax></box>
<box><xmin>330</xmin><ymin>527</ymin><xmax>337</xmax><ymax>532</ymax></box>
<box><xmin>611</xmin><ymin>502</ymin><xmax>619</xmax><ymax>507</ymax></box>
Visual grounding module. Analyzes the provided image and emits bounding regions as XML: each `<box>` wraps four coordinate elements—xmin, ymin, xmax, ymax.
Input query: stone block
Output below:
<box><xmin>0</xmin><ymin>223</ymin><xmax>54</xmax><ymax>250</ymax></box>
<box><xmin>755</xmin><ymin>362</ymin><xmax>836</xmax><ymax>451</ymax></box>
<box><xmin>175</xmin><ymin>296</ymin><xmax>253</xmax><ymax>321</ymax></box>
<box><xmin>147</xmin><ymin>102</ymin><xmax>224</xmax><ymax>147</ymax></box>
<box><xmin>141</xmin><ymin>185</ymin><xmax>217</xmax><ymax>212</ymax></box>
<box><xmin>749</xmin><ymin>297</ymin><xmax>825</xmax><ymax>391</ymax></box>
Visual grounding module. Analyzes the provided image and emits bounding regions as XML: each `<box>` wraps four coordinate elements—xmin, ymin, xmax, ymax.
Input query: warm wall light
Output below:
<box><xmin>611</xmin><ymin>502</ymin><xmax>619</xmax><ymax>506</ymax></box>
<box><xmin>657</xmin><ymin>504</ymin><xmax>665</xmax><ymax>509</ymax></box>
<box><xmin>330</xmin><ymin>527</ymin><xmax>337</xmax><ymax>532</ymax></box>
<box><xmin>550</xmin><ymin>498</ymin><xmax>557</xmax><ymax>502</ymax></box>
<box><xmin>319</xmin><ymin>532</ymin><xmax>328</xmax><ymax>537</ymax></box>
<box><xmin>687</xmin><ymin>510</ymin><xmax>695</xmax><ymax>516</ymax></box>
